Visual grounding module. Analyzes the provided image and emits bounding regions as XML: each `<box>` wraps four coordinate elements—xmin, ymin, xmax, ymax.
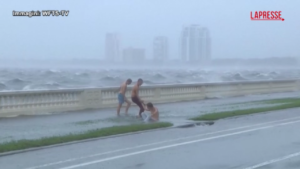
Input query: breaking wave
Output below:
<box><xmin>0</xmin><ymin>68</ymin><xmax>300</xmax><ymax>91</ymax></box>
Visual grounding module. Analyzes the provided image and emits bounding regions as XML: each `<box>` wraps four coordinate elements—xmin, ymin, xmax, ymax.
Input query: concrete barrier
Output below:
<box><xmin>0</xmin><ymin>79</ymin><xmax>299</xmax><ymax>117</ymax></box>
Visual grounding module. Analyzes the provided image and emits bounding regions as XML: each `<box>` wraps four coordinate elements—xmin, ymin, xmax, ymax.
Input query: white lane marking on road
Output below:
<box><xmin>24</xmin><ymin>116</ymin><xmax>300</xmax><ymax>169</ymax></box>
<box><xmin>242</xmin><ymin>151</ymin><xmax>300</xmax><ymax>169</ymax></box>
<box><xmin>58</xmin><ymin>119</ymin><xmax>300</xmax><ymax>169</ymax></box>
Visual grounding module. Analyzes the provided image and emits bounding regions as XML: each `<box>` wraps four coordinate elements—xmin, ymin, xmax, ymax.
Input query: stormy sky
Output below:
<box><xmin>0</xmin><ymin>0</ymin><xmax>299</xmax><ymax>60</ymax></box>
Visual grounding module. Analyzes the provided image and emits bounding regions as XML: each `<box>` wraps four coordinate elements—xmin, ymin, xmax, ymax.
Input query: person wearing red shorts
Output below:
<box><xmin>131</xmin><ymin>78</ymin><xmax>144</xmax><ymax>118</ymax></box>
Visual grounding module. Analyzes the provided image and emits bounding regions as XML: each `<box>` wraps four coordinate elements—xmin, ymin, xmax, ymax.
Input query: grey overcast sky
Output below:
<box><xmin>0</xmin><ymin>0</ymin><xmax>299</xmax><ymax>60</ymax></box>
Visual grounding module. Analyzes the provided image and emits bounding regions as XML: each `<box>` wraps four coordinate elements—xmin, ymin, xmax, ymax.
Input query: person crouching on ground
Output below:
<box><xmin>141</xmin><ymin>102</ymin><xmax>159</xmax><ymax>122</ymax></box>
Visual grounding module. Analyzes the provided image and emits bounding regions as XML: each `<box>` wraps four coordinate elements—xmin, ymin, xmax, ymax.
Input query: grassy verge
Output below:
<box><xmin>224</xmin><ymin>97</ymin><xmax>300</xmax><ymax>106</ymax></box>
<box><xmin>191</xmin><ymin>99</ymin><xmax>300</xmax><ymax>121</ymax></box>
<box><xmin>263</xmin><ymin>98</ymin><xmax>300</xmax><ymax>104</ymax></box>
<box><xmin>0</xmin><ymin>122</ymin><xmax>172</xmax><ymax>153</ymax></box>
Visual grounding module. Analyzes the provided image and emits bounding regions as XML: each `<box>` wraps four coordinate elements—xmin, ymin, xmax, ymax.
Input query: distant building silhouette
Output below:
<box><xmin>123</xmin><ymin>47</ymin><xmax>145</xmax><ymax>63</ymax></box>
<box><xmin>153</xmin><ymin>36</ymin><xmax>168</xmax><ymax>61</ymax></box>
<box><xmin>105</xmin><ymin>33</ymin><xmax>120</xmax><ymax>62</ymax></box>
<box><xmin>180</xmin><ymin>25</ymin><xmax>211</xmax><ymax>63</ymax></box>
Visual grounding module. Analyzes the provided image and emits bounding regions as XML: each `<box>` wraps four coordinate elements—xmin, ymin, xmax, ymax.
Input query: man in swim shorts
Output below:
<box><xmin>131</xmin><ymin>78</ymin><xmax>144</xmax><ymax>118</ymax></box>
<box><xmin>117</xmin><ymin>78</ymin><xmax>132</xmax><ymax>116</ymax></box>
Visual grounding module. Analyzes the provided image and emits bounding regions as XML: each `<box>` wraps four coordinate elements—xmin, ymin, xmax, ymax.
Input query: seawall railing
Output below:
<box><xmin>0</xmin><ymin>79</ymin><xmax>299</xmax><ymax>117</ymax></box>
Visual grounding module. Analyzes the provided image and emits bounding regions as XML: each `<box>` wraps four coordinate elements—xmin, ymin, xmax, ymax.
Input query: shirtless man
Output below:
<box><xmin>142</xmin><ymin>102</ymin><xmax>159</xmax><ymax>122</ymax></box>
<box><xmin>131</xmin><ymin>78</ymin><xmax>144</xmax><ymax>118</ymax></box>
<box><xmin>117</xmin><ymin>78</ymin><xmax>132</xmax><ymax>116</ymax></box>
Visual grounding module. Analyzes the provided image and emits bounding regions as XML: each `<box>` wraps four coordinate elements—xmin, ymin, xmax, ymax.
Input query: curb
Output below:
<box><xmin>176</xmin><ymin>121</ymin><xmax>215</xmax><ymax>128</ymax></box>
<box><xmin>0</xmin><ymin>126</ymin><xmax>175</xmax><ymax>157</ymax></box>
<box><xmin>0</xmin><ymin>125</ymin><xmax>175</xmax><ymax>157</ymax></box>
<box><xmin>0</xmin><ymin>121</ymin><xmax>215</xmax><ymax>157</ymax></box>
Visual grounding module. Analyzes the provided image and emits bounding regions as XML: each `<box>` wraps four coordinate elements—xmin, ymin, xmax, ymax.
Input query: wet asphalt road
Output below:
<box><xmin>2</xmin><ymin>107</ymin><xmax>300</xmax><ymax>169</ymax></box>
<box><xmin>1</xmin><ymin>91</ymin><xmax>299</xmax><ymax>143</ymax></box>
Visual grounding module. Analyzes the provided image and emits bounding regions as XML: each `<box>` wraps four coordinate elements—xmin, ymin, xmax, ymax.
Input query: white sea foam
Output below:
<box><xmin>0</xmin><ymin>68</ymin><xmax>299</xmax><ymax>91</ymax></box>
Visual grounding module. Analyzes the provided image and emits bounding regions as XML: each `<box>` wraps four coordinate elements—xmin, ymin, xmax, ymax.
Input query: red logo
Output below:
<box><xmin>250</xmin><ymin>11</ymin><xmax>284</xmax><ymax>21</ymax></box>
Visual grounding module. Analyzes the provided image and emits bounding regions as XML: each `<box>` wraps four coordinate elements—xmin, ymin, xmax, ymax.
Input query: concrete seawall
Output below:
<box><xmin>0</xmin><ymin>79</ymin><xmax>299</xmax><ymax>117</ymax></box>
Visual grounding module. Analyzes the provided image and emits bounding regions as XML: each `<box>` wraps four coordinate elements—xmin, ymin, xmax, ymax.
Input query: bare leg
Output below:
<box><xmin>139</xmin><ymin>109</ymin><xmax>143</xmax><ymax>118</ymax></box>
<box><xmin>117</xmin><ymin>104</ymin><xmax>122</xmax><ymax>116</ymax></box>
<box><xmin>138</xmin><ymin>105</ymin><xmax>144</xmax><ymax>118</ymax></box>
<box><xmin>124</xmin><ymin>98</ymin><xmax>131</xmax><ymax>115</ymax></box>
<box><xmin>138</xmin><ymin>99</ymin><xmax>145</xmax><ymax>118</ymax></box>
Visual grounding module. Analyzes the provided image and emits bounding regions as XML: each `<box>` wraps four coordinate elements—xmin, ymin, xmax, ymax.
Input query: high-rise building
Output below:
<box><xmin>105</xmin><ymin>33</ymin><xmax>120</xmax><ymax>61</ymax></box>
<box><xmin>153</xmin><ymin>36</ymin><xmax>168</xmax><ymax>61</ymax></box>
<box><xmin>123</xmin><ymin>47</ymin><xmax>145</xmax><ymax>63</ymax></box>
<box><xmin>180</xmin><ymin>25</ymin><xmax>211</xmax><ymax>62</ymax></box>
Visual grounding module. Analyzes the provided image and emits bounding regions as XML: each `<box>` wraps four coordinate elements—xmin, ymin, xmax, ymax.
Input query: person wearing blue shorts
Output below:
<box><xmin>116</xmin><ymin>79</ymin><xmax>132</xmax><ymax>116</ymax></box>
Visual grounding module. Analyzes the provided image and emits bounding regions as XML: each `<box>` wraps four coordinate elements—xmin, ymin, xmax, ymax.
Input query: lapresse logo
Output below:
<box><xmin>251</xmin><ymin>11</ymin><xmax>284</xmax><ymax>21</ymax></box>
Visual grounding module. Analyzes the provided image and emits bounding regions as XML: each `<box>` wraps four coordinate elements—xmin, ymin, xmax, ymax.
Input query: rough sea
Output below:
<box><xmin>1</xmin><ymin>68</ymin><xmax>300</xmax><ymax>91</ymax></box>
